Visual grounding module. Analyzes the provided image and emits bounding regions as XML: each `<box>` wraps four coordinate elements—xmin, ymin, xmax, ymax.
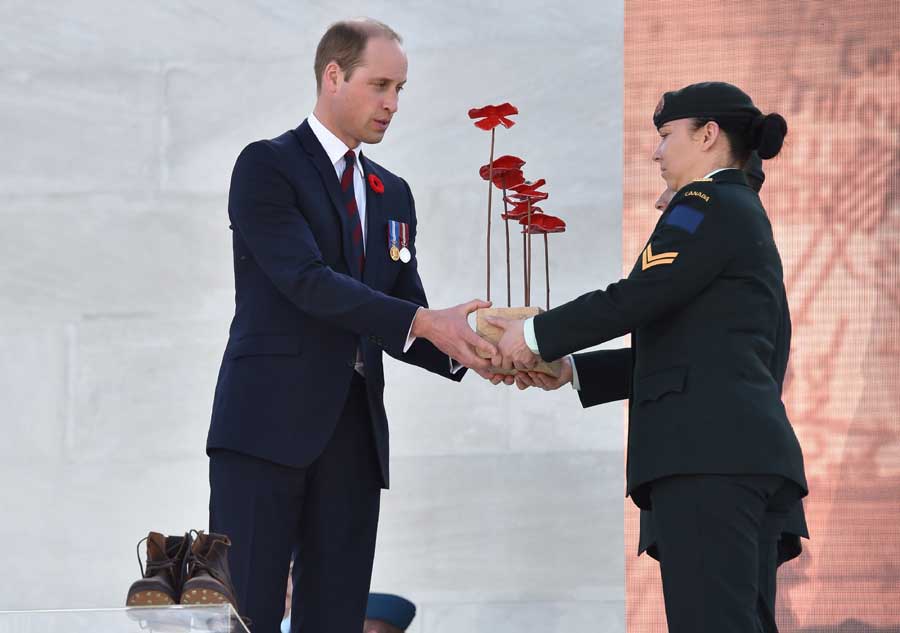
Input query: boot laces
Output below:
<box><xmin>188</xmin><ymin>550</ymin><xmax>226</xmax><ymax>584</ymax></box>
<box><xmin>135</xmin><ymin>536</ymin><xmax>177</xmax><ymax>579</ymax></box>
<box><xmin>187</xmin><ymin>529</ymin><xmax>228</xmax><ymax>585</ymax></box>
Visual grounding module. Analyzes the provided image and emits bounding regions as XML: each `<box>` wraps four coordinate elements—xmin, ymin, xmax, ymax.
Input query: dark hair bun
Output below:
<box><xmin>751</xmin><ymin>113</ymin><xmax>788</xmax><ymax>159</ymax></box>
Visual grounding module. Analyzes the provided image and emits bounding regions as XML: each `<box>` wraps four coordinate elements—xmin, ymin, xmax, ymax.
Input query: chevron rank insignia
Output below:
<box><xmin>641</xmin><ymin>243</ymin><xmax>679</xmax><ymax>270</ymax></box>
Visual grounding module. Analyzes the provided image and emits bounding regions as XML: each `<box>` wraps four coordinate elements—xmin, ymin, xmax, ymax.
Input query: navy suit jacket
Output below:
<box><xmin>207</xmin><ymin>120</ymin><xmax>463</xmax><ymax>487</ymax></box>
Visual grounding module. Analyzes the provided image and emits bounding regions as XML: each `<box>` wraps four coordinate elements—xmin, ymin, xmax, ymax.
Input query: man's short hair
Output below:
<box><xmin>314</xmin><ymin>19</ymin><xmax>402</xmax><ymax>93</ymax></box>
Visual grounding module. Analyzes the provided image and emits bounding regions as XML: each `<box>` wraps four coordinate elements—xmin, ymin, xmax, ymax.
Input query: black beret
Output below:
<box><xmin>653</xmin><ymin>81</ymin><xmax>761</xmax><ymax>129</ymax></box>
<box><xmin>366</xmin><ymin>593</ymin><xmax>416</xmax><ymax>630</ymax></box>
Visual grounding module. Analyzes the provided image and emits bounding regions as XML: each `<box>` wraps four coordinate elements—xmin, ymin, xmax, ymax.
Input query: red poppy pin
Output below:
<box><xmin>368</xmin><ymin>174</ymin><xmax>384</xmax><ymax>194</ymax></box>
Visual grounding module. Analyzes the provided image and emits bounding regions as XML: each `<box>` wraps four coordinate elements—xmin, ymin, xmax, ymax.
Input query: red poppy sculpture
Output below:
<box><xmin>469</xmin><ymin>103</ymin><xmax>518</xmax><ymax>302</ymax></box>
<box><xmin>465</xmin><ymin>102</ymin><xmax>565</xmax><ymax>377</ymax></box>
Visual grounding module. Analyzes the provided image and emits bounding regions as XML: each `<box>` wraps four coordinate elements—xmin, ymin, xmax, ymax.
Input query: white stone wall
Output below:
<box><xmin>0</xmin><ymin>2</ymin><xmax>626</xmax><ymax>630</ymax></box>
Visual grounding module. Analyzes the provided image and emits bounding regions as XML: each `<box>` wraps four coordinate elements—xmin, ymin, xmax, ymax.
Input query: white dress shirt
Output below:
<box><xmin>307</xmin><ymin>114</ymin><xmax>460</xmax><ymax>374</ymax></box>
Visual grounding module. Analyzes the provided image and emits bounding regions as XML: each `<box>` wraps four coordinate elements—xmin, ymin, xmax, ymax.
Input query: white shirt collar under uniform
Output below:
<box><xmin>704</xmin><ymin>167</ymin><xmax>738</xmax><ymax>178</ymax></box>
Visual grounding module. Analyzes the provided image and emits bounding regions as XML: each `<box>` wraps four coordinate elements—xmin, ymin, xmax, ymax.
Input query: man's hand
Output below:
<box><xmin>484</xmin><ymin>316</ymin><xmax>538</xmax><ymax>371</ymax></box>
<box><xmin>411</xmin><ymin>299</ymin><xmax>497</xmax><ymax>372</ymax></box>
<box><xmin>513</xmin><ymin>356</ymin><xmax>573</xmax><ymax>391</ymax></box>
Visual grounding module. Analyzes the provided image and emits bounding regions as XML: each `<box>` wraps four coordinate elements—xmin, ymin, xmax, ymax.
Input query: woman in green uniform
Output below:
<box><xmin>491</xmin><ymin>82</ymin><xmax>808</xmax><ymax>633</ymax></box>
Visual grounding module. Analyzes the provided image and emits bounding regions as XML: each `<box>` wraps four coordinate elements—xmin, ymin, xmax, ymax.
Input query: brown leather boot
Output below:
<box><xmin>180</xmin><ymin>531</ymin><xmax>239</xmax><ymax>610</ymax></box>
<box><xmin>126</xmin><ymin>531</ymin><xmax>192</xmax><ymax>606</ymax></box>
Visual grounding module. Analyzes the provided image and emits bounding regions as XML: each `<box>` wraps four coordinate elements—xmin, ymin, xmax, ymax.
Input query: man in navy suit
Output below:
<box><xmin>206</xmin><ymin>19</ymin><xmax>497</xmax><ymax>633</ymax></box>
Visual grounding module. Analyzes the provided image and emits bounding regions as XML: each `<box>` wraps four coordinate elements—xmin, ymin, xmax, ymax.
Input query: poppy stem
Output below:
<box><xmin>486</xmin><ymin>128</ymin><xmax>495</xmax><ymax>303</ymax></box>
<box><xmin>522</xmin><ymin>231</ymin><xmax>527</xmax><ymax>307</ymax></box>
<box><xmin>502</xmin><ymin>188</ymin><xmax>511</xmax><ymax>307</ymax></box>
<box><xmin>544</xmin><ymin>233</ymin><xmax>550</xmax><ymax>310</ymax></box>
<box><xmin>526</xmin><ymin>199</ymin><xmax>532</xmax><ymax>307</ymax></box>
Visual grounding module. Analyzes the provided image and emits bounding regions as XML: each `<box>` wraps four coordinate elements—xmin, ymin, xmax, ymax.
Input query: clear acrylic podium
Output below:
<box><xmin>0</xmin><ymin>605</ymin><xmax>249</xmax><ymax>633</ymax></box>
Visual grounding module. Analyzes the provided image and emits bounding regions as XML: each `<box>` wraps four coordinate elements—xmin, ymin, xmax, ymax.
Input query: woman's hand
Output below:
<box><xmin>514</xmin><ymin>356</ymin><xmax>573</xmax><ymax>391</ymax></box>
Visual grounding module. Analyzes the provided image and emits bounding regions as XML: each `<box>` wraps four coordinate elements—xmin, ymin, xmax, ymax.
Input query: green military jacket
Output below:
<box><xmin>534</xmin><ymin>169</ymin><xmax>807</xmax><ymax>509</ymax></box>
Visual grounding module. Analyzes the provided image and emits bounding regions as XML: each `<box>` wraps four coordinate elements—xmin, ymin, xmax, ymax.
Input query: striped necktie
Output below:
<box><xmin>340</xmin><ymin>150</ymin><xmax>365</xmax><ymax>278</ymax></box>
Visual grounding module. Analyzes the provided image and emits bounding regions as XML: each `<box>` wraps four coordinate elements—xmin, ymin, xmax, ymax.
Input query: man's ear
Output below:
<box><xmin>321</xmin><ymin>61</ymin><xmax>343</xmax><ymax>94</ymax></box>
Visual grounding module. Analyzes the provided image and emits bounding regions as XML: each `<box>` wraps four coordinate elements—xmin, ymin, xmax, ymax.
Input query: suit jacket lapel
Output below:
<box><xmin>361</xmin><ymin>154</ymin><xmax>384</xmax><ymax>288</ymax></box>
<box><xmin>293</xmin><ymin>120</ymin><xmax>356</xmax><ymax>277</ymax></box>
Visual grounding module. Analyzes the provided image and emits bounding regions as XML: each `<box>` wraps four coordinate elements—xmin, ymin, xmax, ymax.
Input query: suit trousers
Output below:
<box><xmin>649</xmin><ymin>474</ymin><xmax>797</xmax><ymax>633</ymax></box>
<box><xmin>209</xmin><ymin>374</ymin><xmax>382</xmax><ymax>633</ymax></box>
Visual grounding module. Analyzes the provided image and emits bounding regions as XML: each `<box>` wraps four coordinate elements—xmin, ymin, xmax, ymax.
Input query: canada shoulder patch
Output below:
<box><xmin>683</xmin><ymin>190</ymin><xmax>711</xmax><ymax>203</ymax></box>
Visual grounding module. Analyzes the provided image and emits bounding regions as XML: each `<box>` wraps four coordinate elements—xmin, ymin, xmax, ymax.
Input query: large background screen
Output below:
<box><xmin>624</xmin><ymin>2</ymin><xmax>900</xmax><ymax>631</ymax></box>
